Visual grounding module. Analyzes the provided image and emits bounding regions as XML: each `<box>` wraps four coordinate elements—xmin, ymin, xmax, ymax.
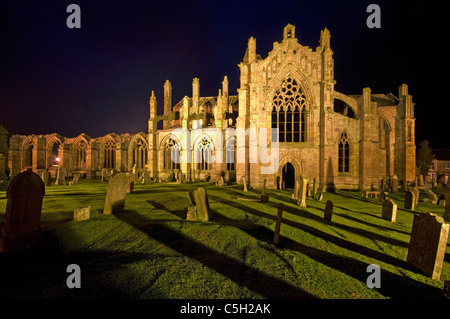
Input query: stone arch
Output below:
<box><xmin>333</xmin><ymin>91</ymin><xmax>358</xmax><ymax>117</ymax></box>
<box><xmin>45</xmin><ymin>134</ymin><xmax>64</xmax><ymax>168</ymax></box>
<box><xmin>335</xmin><ymin>128</ymin><xmax>354</xmax><ymax>174</ymax></box>
<box><xmin>276</xmin><ymin>154</ymin><xmax>302</xmax><ymax>189</ymax></box>
<box><xmin>192</xmin><ymin>133</ymin><xmax>214</xmax><ymax>171</ymax></box>
<box><xmin>22</xmin><ymin>136</ymin><xmax>35</xmax><ymax>170</ymax></box>
<box><xmin>100</xmin><ymin>134</ymin><xmax>119</xmax><ymax>169</ymax></box>
<box><xmin>159</xmin><ymin>133</ymin><xmax>182</xmax><ymax>171</ymax></box>
<box><xmin>72</xmin><ymin>134</ymin><xmax>91</xmax><ymax>170</ymax></box>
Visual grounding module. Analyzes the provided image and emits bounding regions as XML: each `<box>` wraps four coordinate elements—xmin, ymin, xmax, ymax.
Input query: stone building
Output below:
<box><xmin>428</xmin><ymin>149</ymin><xmax>450</xmax><ymax>185</ymax></box>
<box><xmin>7</xmin><ymin>24</ymin><xmax>416</xmax><ymax>190</ymax></box>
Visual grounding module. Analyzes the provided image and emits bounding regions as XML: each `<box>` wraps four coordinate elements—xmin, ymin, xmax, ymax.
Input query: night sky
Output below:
<box><xmin>0</xmin><ymin>1</ymin><xmax>446</xmax><ymax>148</ymax></box>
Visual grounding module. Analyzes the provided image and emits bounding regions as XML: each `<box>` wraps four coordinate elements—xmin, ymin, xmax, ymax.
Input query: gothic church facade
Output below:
<box><xmin>7</xmin><ymin>24</ymin><xmax>416</xmax><ymax>191</ymax></box>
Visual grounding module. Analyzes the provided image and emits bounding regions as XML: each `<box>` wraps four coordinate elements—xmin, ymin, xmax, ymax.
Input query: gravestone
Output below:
<box><xmin>273</xmin><ymin>204</ymin><xmax>284</xmax><ymax>245</ymax></box>
<box><xmin>41</xmin><ymin>170</ymin><xmax>51</xmax><ymax>186</ymax></box>
<box><xmin>69</xmin><ymin>173</ymin><xmax>80</xmax><ymax>186</ymax></box>
<box><xmin>409</xmin><ymin>186</ymin><xmax>420</xmax><ymax>205</ymax></box>
<box><xmin>391</xmin><ymin>176</ymin><xmax>398</xmax><ymax>192</ymax></box>
<box><xmin>55</xmin><ymin>166</ymin><xmax>66</xmax><ymax>185</ymax></box>
<box><xmin>425</xmin><ymin>190</ymin><xmax>438</xmax><ymax>205</ymax></box>
<box><xmin>0</xmin><ymin>170</ymin><xmax>45</xmax><ymax>252</ymax></box>
<box><xmin>292</xmin><ymin>179</ymin><xmax>298</xmax><ymax>200</ymax></box>
<box><xmin>297</xmin><ymin>175</ymin><xmax>308</xmax><ymax>207</ymax></box>
<box><xmin>192</xmin><ymin>188</ymin><xmax>212</xmax><ymax>221</ymax></box>
<box><xmin>324</xmin><ymin>200</ymin><xmax>333</xmax><ymax>222</ymax></box>
<box><xmin>424</xmin><ymin>181</ymin><xmax>432</xmax><ymax>193</ymax></box>
<box><xmin>101</xmin><ymin>168</ymin><xmax>109</xmax><ymax>182</ymax></box>
<box><xmin>74</xmin><ymin>206</ymin><xmax>90</xmax><ymax>221</ymax></box>
<box><xmin>406</xmin><ymin>213</ymin><xmax>449</xmax><ymax>280</ymax></box>
<box><xmin>103</xmin><ymin>172</ymin><xmax>128</xmax><ymax>215</ymax></box>
<box><xmin>127</xmin><ymin>173</ymin><xmax>135</xmax><ymax>194</ymax></box>
<box><xmin>312</xmin><ymin>178</ymin><xmax>319</xmax><ymax>200</ymax></box>
<box><xmin>144</xmin><ymin>171</ymin><xmax>151</xmax><ymax>184</ymax></box>
<box><xmin>0</xmin><ymin>153</ymin><xmax>6</xmax><ymax>181</ymax></box>
<box><xmin>242</xmin><ymin>176</ymin><xmax>248</xmax><ymax>192</ymax></box>
<box><xmin>404</xmin><ymin>190</ymin><xmax>415</xmax><ymax>211</ymax></box>
<box><xmin>382</xmin><ymin>199</ymin><xmax>397</xmax><ymax>222</ymax></box>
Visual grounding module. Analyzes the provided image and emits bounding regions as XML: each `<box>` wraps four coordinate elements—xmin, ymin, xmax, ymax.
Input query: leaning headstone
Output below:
<box><xmin>103</xmin><ymin>172</ymin><xmax>128</xmax><ymax>215</ymax></box>
<box><xmin>410</xmin><ymin>186</ymin><xmax>420</xmax><ymax>205</ymax></box>
<box><xmin>406</xmin><ymin>213</ymin><xmax>450</xmax><ymax>280</ymax></box>
<box><xmin>425</xmin><ymin>190</ymin><xmax>438</xmax><ymax>205</ymax></box>
<box><xmin>74</xmin><ymin>206</ymin><xmax>90</xmax><ymax>221</ymax></box>
<box><xmin>404</xmin><ymin>190</ymin><xmax>415</xmax><ymax>211</ymax></box>
<box><xmin>382</xmin><ymin>199</ymin><xmax>397</xmax><ymax>222</ymax></box>
<box><xmin>312</xmin><ymin>178</ymin><xmax>319</xmax><ymax>199</ymax></box>
<box><xmin>69</xmin><ymin>173</ymin><xmax>80</xmax><ymax>186</ymax></box>
<box><xmin>55</xmin><ymin>166</ymin><xmax>66</xmax><ymax>185</ymax></box>
<box><xmin>379</xmin><ymin>191</ymin><xmax>387</xmax><ymax>203</ymax></box>
<box><xmin>242</xmin><ymin>176</ymin><xmax>248</xmax><ymax>192</ymax></box>
<box><xmin>192</xmin><ymin>188</ymin><xmax>212</xmax><ymax>221</ymax></box>
<box><xmin>127</xmin><ymin>173</ymin><xmax>135</xmax><ymax>194</ymax></box>
<box><xmin>0</xmin><ymin>170</ymin><xmax>45</xmax><ymax>252</ymax></box>
<box><xmin>41</xmin><ymin>170</ymin><xmax>51</xmax><ymax>186</ymax></box>
<box><xmin>297</xmin><ymin>175</ymin><xmax>308</xmax><ymax>207</ymax></box>
<box><xmin>324</xmin><ymin>200</ymin><xmax>333</xmax><ymax>222</ymax></box>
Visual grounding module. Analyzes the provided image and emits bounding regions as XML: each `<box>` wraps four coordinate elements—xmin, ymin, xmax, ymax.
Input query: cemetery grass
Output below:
<box><xmin>0</xmin><ymin>179</ymin><xmax>448</xmax><ymax>299</ymax></box>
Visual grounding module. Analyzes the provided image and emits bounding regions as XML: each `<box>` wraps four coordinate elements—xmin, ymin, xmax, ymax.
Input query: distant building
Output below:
<box><xmin>428</xmin><ymin>149</ymin><xmax>450</xmax><ymax>185</ymax></box>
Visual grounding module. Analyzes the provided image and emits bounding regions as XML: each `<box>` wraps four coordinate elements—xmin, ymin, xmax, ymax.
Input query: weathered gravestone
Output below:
<box><xmin>404</xmin><ymin>190</ymin><xmax>415</xmax><ymax>211</ymax></box>
<box><xmin>101</xmin><ymin>168</ymin><xmax>109</xmax><ymax>182</ymax></box>
<box><xmin>297</xmin><ymin>175</ymin><xmax>308</xmax><ymax>207</ymax></box>
<box><xmin>103</xmin><ymin>173</ymin><xmax>128</xmax><ymax>215</ymax></box>
<box><xmin>391</xmin><ymin>176</ymin><xmax>398</xmax><ymax>192</ymax></box>
<box><xmin>324</xmin><ymin>200</ymin><xmax>333</xmax><ymax>222</ymax></box>
<box><xmin>69</xmin><ymin>173</ymin><xmax>80</xmax><ymax>186</ymax></box>
<box><xmin>74</xmin><ymin>206</ymin><xmax>90</xmax><ymax>221</ymax></box>
<box><xmin>41</xmin><ymin>170</ymin><xmax>51</xmax><ymax>186</ymax></box>
<box><xmin>425</xmin><ymin>190</ymin><xmax>438</xmax><ymax>205</ymax></box>
<box><xmin>312</xmin><ymin>178</ymin><xmax>319</xmax><ymax>200</ymax></box>
<box><xmin>382</xmin><ymin>199</ymin><xmax>397</xmax><ymax>222</ymax></box>
<box><xmin>0</xmin><ymin>153</ymin><xmax>6</xmax><ymax>181</ymax></box>
<box><xmin>192</xmin><ymin>188</ymin><xmax>212</xmax><ymax>222</ymax></box>
<box><xmin>409</xmin><ymin>186</ymin><xmax>420</xmax><ymax>205</ymax></box>
<box><xmin>55</xmin><ymin>166</ymin><xmax>66</xmax><ymax>185</ymax></box>
<box><xmin>127</xmin><ymin>173</ymin><xmax>135</xmax><ymax>194</ymax></box>
<box><xmin>186</xmin><ymin>190</ymin><xmax>197</xmax><ymax>221</ymax></box>
<box><xmin>406</xmin><ymin>213</ymin><xmax>449</xmax><ymax>280</ymax></box>
<box><xmin>144</xmin><ymin>171</ymin><xmax>152</xmax><ymax>184</ymax></box>
<box><xmin>0</xmin><ymin>170</ymin><xmax>45</xmax><ymax>252</ymax></box>
<box><xmin>379</xmin><ymin>191</ymin><xmax>388</xmax><ymax>203</ymax></box>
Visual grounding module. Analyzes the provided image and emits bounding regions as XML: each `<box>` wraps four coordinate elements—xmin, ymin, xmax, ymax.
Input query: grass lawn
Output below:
<box><xmin>0</xmin><ymin>178</ymin><xmax>448</xmax><ymax>299</ymax></box>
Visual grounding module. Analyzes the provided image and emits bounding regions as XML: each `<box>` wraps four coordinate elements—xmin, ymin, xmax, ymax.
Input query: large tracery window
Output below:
<box><xmin>196</xmin><ymin>137</ymin><xmax>212</xmax><ymax>171</ymax></box>
<box><xmin>104</xmin><ymin>139</ymin><xmax>116</xmax><ymax>169</ymax></box>
<box><xmin>163</xmin><ymin>137</ymin><xmax>180</xmax><ymax>170</ymax></box>
<box><xmin>132</xmin><ymin>138</ymin><xmax>148</xmax><ymax>169</ymax></box>
<box><xmin>338</xmin><ymin>132</ymin><xmax>350</xmax><ymax>173</ymax></box>
<box><xmin>76</xmin><ymin>140</ymin><xmax>87</xmax><ymax>169</ymax></box>
<box><xmin>271</xmin><ymin>77</ymin><xmax>307</xmax><ymax>143</ymax></box>
<box><xmin>226</xmin><ymin>137</ymin><xmax>236</xmax><ymax>171</ymax></box>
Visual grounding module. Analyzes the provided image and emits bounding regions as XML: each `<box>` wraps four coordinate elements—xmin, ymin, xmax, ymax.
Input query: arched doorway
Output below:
<box><xmin>282</xmin><ymin>162</ymin><xmax>295</xmax><ymax>189</ymax></box>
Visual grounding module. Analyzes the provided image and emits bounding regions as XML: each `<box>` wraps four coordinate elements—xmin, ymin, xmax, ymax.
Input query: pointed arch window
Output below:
<box><xmin>196</xmin><ymin>137</ymin><xmax>212</xmax><ymax>170</ymax></box>
<box><xmin>338</xmin><ymin>132</ymin><xmax>350</xmax><ymax>173</ymax></box>
<box><xmin>226</xmin><ymin>137</ymin><xmax>236</xmax><ymax>171</ymax></box>
<box><xmin>132</xmin><ymin>138</ymin><xmax>148</xmax><ymax>169</ymax></box>
<box><xmin>76</xmin><ymin>140</ymin><xmax>87</xmax><ymax>169</ymax></box>
<box><xmin>104</xmin><ymin>139</ymin><xmax>116</xmax><ymax>169</ymax></box>
<box><xmin>271</xmin><ymin>77</ymin><xmax>307</xmax><ymax>143</ymax></box>
<box><xmin>163</xmin><ymin>137</ymin><xmax>180</xmax><ymax>170</ymax></box>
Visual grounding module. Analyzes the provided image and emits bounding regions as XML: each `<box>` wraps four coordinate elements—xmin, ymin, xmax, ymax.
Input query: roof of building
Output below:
<box><xmin>348</xmin><ymin>93</ymin><xmax>398</xmax><ymax>106</ymax></box>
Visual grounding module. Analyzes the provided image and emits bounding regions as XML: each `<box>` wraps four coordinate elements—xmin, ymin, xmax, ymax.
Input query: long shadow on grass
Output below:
<box><xmin>235</xmin><ymin>224</ymin><xmax>443</xmax><ymax>299</ymax></box>
<box><xmin>0</xmin><ymin>234</ymin><xmax>162</xmax><ymax>298</ymax></box>
<box><xmin>209</xmin><ymin>195</ymin><xmax>410</xmax><ymax>269</ymax></box>
<box><xmin>113</xmin><ymin>209</ymin><xmax>316</xmax><ymax>299</ymax></box>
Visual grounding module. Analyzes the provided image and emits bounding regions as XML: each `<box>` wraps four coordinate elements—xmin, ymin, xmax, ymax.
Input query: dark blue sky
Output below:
<box><xmin>0</xmin><ymin>0</ymin><xmax>445</xmax><ymax>148</ymax></box>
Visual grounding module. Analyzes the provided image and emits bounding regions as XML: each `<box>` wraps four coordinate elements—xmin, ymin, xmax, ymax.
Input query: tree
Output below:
<box><xmin>416</xmin><ymin>140</ymin><xmax>434</xmax><ymax>180</ymax></box>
